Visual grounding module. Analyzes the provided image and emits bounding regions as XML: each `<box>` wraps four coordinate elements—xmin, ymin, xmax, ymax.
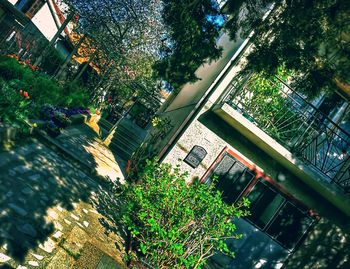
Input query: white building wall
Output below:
<box><xmin>31</xmin><ymin>2</ymin><xmax>58</xmax><ymax>41</ymax></box>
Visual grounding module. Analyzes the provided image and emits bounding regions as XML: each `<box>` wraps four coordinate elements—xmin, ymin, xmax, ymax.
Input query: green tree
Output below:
<box><xmin>57</xmin><ymin>0</ymin><xmax>167</xmax><ymax>111</ymax></box>
<box><xmin>121</xmin><ymin>160</ymin><xmax>249</xmax><ymax>268</ymax></box>
<box><xmin>153</xmin><ymin>0</ymin><xmax>224</xmax><ymax>91</ymax></box>
<box><xmin>225</xmin><ymin>0</ymin><xmax>350</xmax><ymax>97</ymax></box>
<box><xmin>154</xmin><ymin>0</ymin><xmax>349</xmax><ymax>98</ymax></box>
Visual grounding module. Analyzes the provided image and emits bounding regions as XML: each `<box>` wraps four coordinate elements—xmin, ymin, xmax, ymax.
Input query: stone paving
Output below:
<box><xmin>0</xmin><ymin>137</ymin><xmax>127</xmax><ymax>269</ymax></box>
<box><xmin>54</xmin><ymin>123</ymin><xmax>126</xmax><ymax>183</ymax></box>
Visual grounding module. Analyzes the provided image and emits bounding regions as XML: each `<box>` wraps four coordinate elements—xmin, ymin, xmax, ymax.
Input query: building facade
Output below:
<box><xmin>156</xmin><ymin>30</ymin><xmax>350</xmax><ymax>269</ymax></box>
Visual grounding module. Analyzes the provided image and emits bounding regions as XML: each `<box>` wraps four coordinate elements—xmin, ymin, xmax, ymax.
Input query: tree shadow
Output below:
<box><xmin>0</xmin><ymin>132</ymin><xmax>102</xmax><ymax>263</ymax></box>
<box><xmin>54</xmin><ymin>123</ymin><xmax>126</xmax><ymax>182</ymax></box>
<box><xmin>283</xmin><ymin>217</ymin><xmax>350</xmax><ymax>269</ymax></box>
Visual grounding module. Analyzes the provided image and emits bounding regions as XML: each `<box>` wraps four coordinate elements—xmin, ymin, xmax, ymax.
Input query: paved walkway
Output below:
<box><xmin>0</xmin><ymin>135</ymin><xmax>127</xmax><ymax>269</ymax></box>
<box><xmin>54</xmin><ymin>123</ymin><xmax>126</xmax><ymax>183</ymax></box>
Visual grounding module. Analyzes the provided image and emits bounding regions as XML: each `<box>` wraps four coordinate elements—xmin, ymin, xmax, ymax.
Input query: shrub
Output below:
<box><xmin>0</xmin><ymin>56</ymin><xmax>31</xmax><ymax>80</ymax></box>
<box><xmin>0</xmin><ymin>78</ymin><xmax>34</xmax><ymax>132</ymax></box>
<box><xmin>120</xmin><ymin>160</ymin><xmax>249</xmax><ymax>269</ymax></box>
<box><xmin>0</xmin><ymin>56</ymin><xmax>89</xmax><ymax>107</ymax></box>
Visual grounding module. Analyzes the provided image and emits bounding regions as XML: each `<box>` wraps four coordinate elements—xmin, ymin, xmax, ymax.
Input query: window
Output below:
<box><xmin>246</xmin><ymin>180</ymin><xmax>314</xmax><ymax>250</ymax></box>
<box><xmin>246</xmin><ymin>181</ymin><xmax>285</xmax><ymax>229</ymax></box>
<box><xmin>205</xmin><ymin>150</ymin><xmax>315</xmax><ymax>251</ymax></box>
<box><xmin>204</xmin><ymin>153</ymin><xmax>255</xmax><ymax>204</ymax></box>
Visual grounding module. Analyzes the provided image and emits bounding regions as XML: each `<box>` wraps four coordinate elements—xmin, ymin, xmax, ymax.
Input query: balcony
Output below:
<box><xmin>213</xmin><ymin>73</ymin><xmax>350</xmax><ymax>213</ymax></box>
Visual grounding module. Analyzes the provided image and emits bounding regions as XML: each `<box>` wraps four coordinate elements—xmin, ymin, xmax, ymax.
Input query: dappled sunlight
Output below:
<box><xmin>82</xmin><ymin>139</ymin><xmax>125</xmax><ymax>183</ymax></box>
<box><xmin>283</xmin><ymin>218</ymin><xmax>350</xmax><ymax>269</ymax></box>
<box><xmin>0</xmin><ymin>140</ymin><xmax>97</xmax><ymax>263</ymax></box>
<box><xmin>0</xmin><ymin>136</ymin><xmax>127</xmax><ymax>268</ymax></box>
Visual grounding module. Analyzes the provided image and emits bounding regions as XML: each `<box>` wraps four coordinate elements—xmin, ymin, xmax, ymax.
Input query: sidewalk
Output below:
<box><xmin>0</xmin><ymin>125</ymin><xmax>128</xmax><ymax>268</ymax></box>
<box><xmin>42</xmin><ymin>122</ymin><xmax>126</xmax><ymax>184</ymax></box>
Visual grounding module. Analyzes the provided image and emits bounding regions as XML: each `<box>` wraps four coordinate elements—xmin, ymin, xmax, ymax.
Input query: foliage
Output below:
<box><xmin>157</xmin><ymin>0</ymin><xmax>349</xmax><ymax>97</ymax></box>
<box><xmin>121</xmin><ymin>160</ymin><xmax>249</xmax><ymax>268</ymax></box>
<box><xmin>128</xmin><ymin>117</ymin><xmax>173</xmax><ymax>176</ymax></box>
<box><xmin>0</xmin><ymin>78</ymin><xmax>34</xmax><ymax>133</ymax></box>
<box><xmin>0</xmin><ymin>56</ymin><xmax>89</xmax><ymax>107</ymax></box>
<box><xmin>227</xmin><ymin>0</ymin><xmax>350</xmax><ymax>97</ymax></box>
<box><xmin>154</xmin><ymin>0</ymin><xmax>223</xmax><ymax>90</ymax></box>
<box><xmin>62</xmin><ymin>0</ymin><xmax>165</xmax><ymax>107</ymax></box>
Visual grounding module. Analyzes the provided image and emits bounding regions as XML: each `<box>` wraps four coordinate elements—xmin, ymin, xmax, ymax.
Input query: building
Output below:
<box><xmin>155</xmin><ymin>22</ymin><xmax>350</xmax><ymax>269</ymax></box>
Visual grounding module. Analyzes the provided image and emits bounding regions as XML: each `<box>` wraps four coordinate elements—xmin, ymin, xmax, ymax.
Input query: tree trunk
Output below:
<box><xmin>72</xmin><ymin>50</ymin><xmax>98</xmax><ymax>82</ymax></box>
<box><xmin>54</xmin><ymin>34</ymin><xmax>85</xmax><ymax>80</ymax></box>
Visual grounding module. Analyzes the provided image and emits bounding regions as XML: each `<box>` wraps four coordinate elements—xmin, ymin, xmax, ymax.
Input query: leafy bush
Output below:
<box><xmin>0</xmin><ymin>56</ymin><xmax>89</xmax><ymax>107</ymax></box>
<box><xmin>121</xmin><ymin>160</ymin><xmax>249</xmax><ymax>269</ymax></box>
<box><xmin>0</xmin><ymin>78</ymin><xmax>34</xmax><ymax>132</ymax></box>
<box><xmin>0</xmin><ymin>56</ymin><xmax>32</xmax><ymax>80</ymax></box>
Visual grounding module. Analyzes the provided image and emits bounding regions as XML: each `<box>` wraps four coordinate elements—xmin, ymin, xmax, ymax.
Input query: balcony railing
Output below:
<box><xmin>223</xmin><ymin>74</ymin><xmax>350</xmax><ymax>193</ymax></box>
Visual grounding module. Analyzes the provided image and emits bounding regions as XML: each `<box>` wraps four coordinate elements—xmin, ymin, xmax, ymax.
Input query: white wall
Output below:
<box><xmin>7</xmin><ymin>0</ymin><xmax>17</xmax><ymax>5</ymax></box>
<box><xmin>31</xmin><ymin>2</ymin><xmax>58</xmax><ymax>41</ymax></box>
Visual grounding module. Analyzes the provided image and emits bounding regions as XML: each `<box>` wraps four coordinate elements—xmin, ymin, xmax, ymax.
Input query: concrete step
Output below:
<box><xmin>110</xmin><ymin>132</ymin><xmax>141</xmax><ymax>151</ymax></box>
<box><xmin>114</xmin><ymin>125</ymin><xmax>145</xmax><ymax>144</ymax></box>
<box><xmin>108</xmin><ymin>141</ymin><xmax>133</xmax><ymax>162</ymax></box>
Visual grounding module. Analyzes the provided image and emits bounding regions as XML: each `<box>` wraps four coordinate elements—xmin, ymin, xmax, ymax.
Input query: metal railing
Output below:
<box><xmin>223</xmin><ymin>74</ymin><xmax>350</xmax><ymax>192</ymax></box>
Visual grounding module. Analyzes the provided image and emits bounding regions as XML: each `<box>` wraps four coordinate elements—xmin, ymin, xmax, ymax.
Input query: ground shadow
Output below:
<box><xmin>0</xmin><ymin>132</ymin><xmax>102</xmax><ymax>263</ymax></box>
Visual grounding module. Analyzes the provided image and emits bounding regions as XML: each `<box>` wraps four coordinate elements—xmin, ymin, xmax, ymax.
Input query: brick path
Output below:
<box><xmin>0</xmin><ymin>137</ymin><xmax>127</xmax><ymax>269</ymax></box>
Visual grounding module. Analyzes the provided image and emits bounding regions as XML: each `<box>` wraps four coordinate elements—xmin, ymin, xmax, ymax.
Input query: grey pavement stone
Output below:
<box><xmin>14</xmin><ymin>165</ymin><xmax>31</xmax><ymax>174</ymax></box>
<box><xmin>18</xmin><ymin>197</ymin><xmax>26</xmax><ymax>204</ymax></box>
<box><xmin>53</xmin><ymin>221</ymin><xmax>63</xmax><ymax>231</ymax></box>
<box><xmin>70</xmin><ymin>214</ymin><xmax>79</xmax><ymax>221</ymax></box>
<box><xmin>28</xmin><ymin>174</ymin><xmax>41</xmax><ymax>182</ymax></box>
<box><xmin>52</xmin><ymin>231</ymin><xmax>62</xmax><ymax>239</ymax></box>
<box><xmin>40</xmin><ymin>195</ymin><xmax>49</xmax><ymax>202</ymax></box>
<box><xmin>8</xmin><ymin>203</ymin><xmax>27</xmax><ymax>217</ymax></box>
<box><xmin>0</xmin><ymin>231</ymin><xmax>14</xmax><ymax>240</ymax></box>
<box><xmin>17</xmin><ymin>223</ymin><xmax>37</xmax><ymax>237</ymax></box>
<box><xmin>28</xmin><ymin>261</ymin><xmax>39</xmax><ymax>267</ymax></box>
<box><xmin>46</xmin><ymin>210</ymin><xmax>58</xmax><ymax>221</ymax></box>
<box><xmin>5</xmin><ymin>191</ymin><xmax>13</xmax><ymax>198</ymax></box>
<box><xmin>31</xmin><ymin>253</ymin><xmax>44</xmax><ymax>260</ymax></box>
<box><xmin>21</xmin><ymin>187</ymin><xmax>34</xmax><ymax>195</ymax></box>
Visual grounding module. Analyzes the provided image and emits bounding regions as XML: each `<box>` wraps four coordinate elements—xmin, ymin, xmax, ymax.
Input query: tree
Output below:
<box><xmin>153</xmin><ymin>0</ymin><xmax>224</xmax><ymax>91</ymax></box>
<box><xmin>225</xmin><ymin>0</ymin><xmax>350</xmax><ymax>97</ymax></box>
<box><xmin>154</xmin><ymin>0</ymin><xmax>350</xmax><ymax>98</ymax></box>
<box><xmin>61</xmin><ymin>0</ymin><xmax>166</xmax><ymax>107</ymax></box>
<box><xmin>120</xmin><ymin>160</ymin><xmax>249</xmax><ymax>268</ymax></box>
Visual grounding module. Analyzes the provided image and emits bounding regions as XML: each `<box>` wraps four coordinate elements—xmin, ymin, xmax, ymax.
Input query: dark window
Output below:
<box><xmin>246</xmin><ymin>181</ymin><xmax>285</xmax><ymax>229</ymax></box>
<box><xmin>184</xmin><ymin>145</ymin><xmax>207</xmax><ymax>168</ymax></box>
<box><xmin>246</xmin><ymin>180</ymin><xmax>314</xmax><ymax>250</ymax></box>
<box><xmin>205</xmin><ymin>152</ymin><xmax>315</xmax><ymax>251</ymax></box>
<box><xmin>266</xmin><ymin>202</ymin><xmax>314</xmax><ymax>250</ymax></box>
<box><xmin>205</xmin><ymin>154</ymin><xmax>255</xmax><ymax>204</ymax></box>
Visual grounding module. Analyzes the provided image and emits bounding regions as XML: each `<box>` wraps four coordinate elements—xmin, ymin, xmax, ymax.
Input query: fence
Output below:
<box><xmin>224</xmin><ymin>74</ymin><xmax>350</xmax><ymax>192</ymax></box>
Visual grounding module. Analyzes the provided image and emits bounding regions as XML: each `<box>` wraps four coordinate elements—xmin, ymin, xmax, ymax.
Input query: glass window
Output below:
<box><xmin>246</xmin><ymin>181</ymin><xmax>285</xmax><ymax>229</ymax></box>
<box><xmin>246</xmin><ymin>180</ymin><xmax>314</xmax><ymax>250</ymax></box>
<box><xmin>205</xmin><ymin>153</ymin><xmax>255</xmax><ymax>204</ymax></box>
<box><xmin>266</xmin><ymin>202</ymin><xmax>313</xmax><ymax>250</ymax></box>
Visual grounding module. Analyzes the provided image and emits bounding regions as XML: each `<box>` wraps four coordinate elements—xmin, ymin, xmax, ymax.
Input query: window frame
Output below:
<box><xmin>201</xmin><ymin>146</ymin><xmax>317</xmax><ymax>251</ymax></box>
